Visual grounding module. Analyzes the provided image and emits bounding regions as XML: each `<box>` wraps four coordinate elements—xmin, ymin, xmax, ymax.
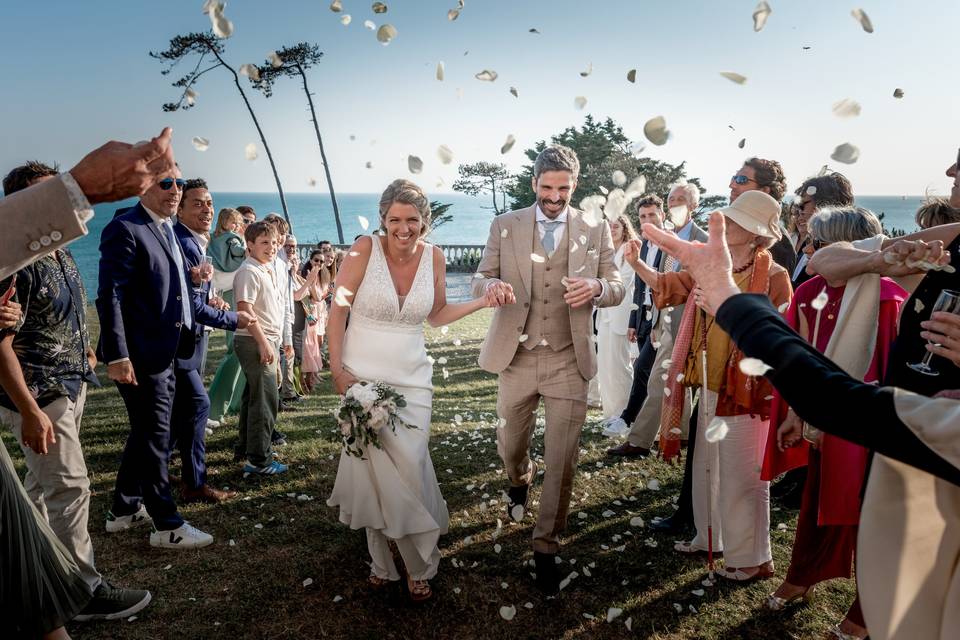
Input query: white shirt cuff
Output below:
<box><xmin>60</xmin><ymin>172</ymin><xmax>95</xmax><ymax>224</ymax></box>
<box><xmin>108</xmin><ymin>357</ymin><xmax>130</xmax><ymax>365</ymax></box>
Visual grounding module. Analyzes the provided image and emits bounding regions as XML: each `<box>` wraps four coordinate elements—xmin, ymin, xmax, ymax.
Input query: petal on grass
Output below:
<box><xmin>499</xmin><ymin>605</ymin><xmax>517</xmax><ymax>621</ymax></box>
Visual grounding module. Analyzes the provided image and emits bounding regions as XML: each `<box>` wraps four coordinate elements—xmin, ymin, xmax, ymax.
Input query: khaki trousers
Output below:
<box><xmin>0</xmin><ymin>385</ymin><xmax>101</xmax><ymax>591</ymax></box>
<box><xmin>497</xmin><ymin>345</ymin><xmax>587</xmax><ymax>554</ymax></box>
<box><xmin>627</xmin><ymin>326</ymin><xmax>691</xmax><ymax>449</ymax></box>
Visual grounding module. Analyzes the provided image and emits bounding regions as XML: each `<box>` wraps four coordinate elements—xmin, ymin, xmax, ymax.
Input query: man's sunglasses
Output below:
<box><xmin>158</xmin><ymin>178</ymin><xmax>186</xmax><ymax>191</ymax></box>
<box><xmin>731</xmin><ymin>174</ymin><xmax>757</xmax><ymax>185</ymax></box>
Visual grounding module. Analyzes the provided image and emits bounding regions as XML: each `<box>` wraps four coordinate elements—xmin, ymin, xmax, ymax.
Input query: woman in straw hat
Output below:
<box><xmin>625</xmin><ymin>190</ymin><xmax>792</xmax><ymax>582</ymax></box>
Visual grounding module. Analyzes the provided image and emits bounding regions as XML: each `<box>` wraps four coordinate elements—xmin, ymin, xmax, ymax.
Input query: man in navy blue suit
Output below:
<box><xmin>96</xmin><ymin>169</ymin><xmax>254</xmax><ymax>549</ymax></box>
<box><xmin>172</xmin><ymin>179</ymin><xmax>243</xmax><ymax>504</ymax></box>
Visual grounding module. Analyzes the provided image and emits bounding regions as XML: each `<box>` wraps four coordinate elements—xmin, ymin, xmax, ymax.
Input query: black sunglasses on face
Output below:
<box><xmin>732</xmin><ymin>174</ymin><xmax>757</xmax><ymax>185</ymax></box>
<box><xmin>158</xmin><ymin>178</ymin><xmax>186</xmax><ymax>191</ymax></box>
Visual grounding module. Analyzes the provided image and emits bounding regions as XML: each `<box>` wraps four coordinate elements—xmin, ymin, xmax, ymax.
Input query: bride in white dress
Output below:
<box><xmin>326</xmin><ymin>179</ymin><xmax>503</xmax><ymax>602</ymax></box>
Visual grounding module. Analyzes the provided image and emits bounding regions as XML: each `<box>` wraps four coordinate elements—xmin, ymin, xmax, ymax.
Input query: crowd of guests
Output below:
<box><xmin>2</xmin><ymin>127</ymin><xmax>960</xmax><ymax>640</ymax></box>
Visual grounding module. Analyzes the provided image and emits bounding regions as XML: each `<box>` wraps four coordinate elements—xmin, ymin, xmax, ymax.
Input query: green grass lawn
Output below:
<box><xmin>4</xmin><ymin>309</ymin><xmax>855</xmax><ymax>639</ymax></box>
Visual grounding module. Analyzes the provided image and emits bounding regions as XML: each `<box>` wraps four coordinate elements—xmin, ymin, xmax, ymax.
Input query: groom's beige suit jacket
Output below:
<box><xmin>471</xmin><ymin>205</ymin><xmax>624</xmax><ymax>379</ymax></box>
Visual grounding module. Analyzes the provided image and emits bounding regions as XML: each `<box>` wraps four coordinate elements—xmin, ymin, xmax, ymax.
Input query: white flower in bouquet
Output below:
<box><xmin>368</xmin><ymin>406</ymin><xmax>390</xmax><ymax>432</ymax></box>
<box><xmin>350</xmin><ymin>383</ymin><xmax>380</xmax><ymax>412</ymax></box>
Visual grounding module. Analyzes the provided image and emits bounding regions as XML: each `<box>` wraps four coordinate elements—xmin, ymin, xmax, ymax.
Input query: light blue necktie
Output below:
<box><xmin>161</xmin><ymin>221</ymin><xmax>192</xmax><ymax>329</ymax></box>
<box><xmin>540</xmin><ymin>220</ymin><xmax>562</xmax><ymax>256</ymax></box>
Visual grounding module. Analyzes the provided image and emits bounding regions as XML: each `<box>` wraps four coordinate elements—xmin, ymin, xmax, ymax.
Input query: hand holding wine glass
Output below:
<box><xmin>909</xmin><ymin>289</ymin><xmax>960</xmax><ymax>376</ymax></box>
<box><xmin>199</xmin><ymin>255</ymin><xmax>214</xmax><ymax>282</ymax></box>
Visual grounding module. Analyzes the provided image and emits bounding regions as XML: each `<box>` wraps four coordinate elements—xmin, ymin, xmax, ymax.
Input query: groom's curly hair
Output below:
<box><xmin>379</xmin><ymin>179</ymin><xmax>432</xmax><ymax>235</ymax></box>
<box><xmin>534</xmin><ymin>145</ymin><xmax>580</xmax><ymax>180</ymax></box>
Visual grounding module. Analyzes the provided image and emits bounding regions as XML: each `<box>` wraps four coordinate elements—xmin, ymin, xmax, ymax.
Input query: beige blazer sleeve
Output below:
<box><xmin>0</xmin><ymin>175</ymin><xmax>91</xmax><ymax>280</ymax></box>
<box><xmin>471</xmin><ymin>214</ymin><xmax>504</xmax><ymax>298</ymax></box>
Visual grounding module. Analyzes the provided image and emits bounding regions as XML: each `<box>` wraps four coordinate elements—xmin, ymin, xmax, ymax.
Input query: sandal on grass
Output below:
<box><xmin>368</xmin><ymin>574</ymin><xmax>391</xmax><ymax>588</ymax></box>
<box><xmin>673</xmin><ymin>540</ymin><xmax>713</xmax><ymax>555</ymax></box>
<box><xmin>719</xmin><ymin>562</ymin><xmax>775</xmax><ymax>583</ymax></box>
<box><xmin>407</xmin><ymin>577</ymin><xmax>433</xmax><ymax>602</ymax></box>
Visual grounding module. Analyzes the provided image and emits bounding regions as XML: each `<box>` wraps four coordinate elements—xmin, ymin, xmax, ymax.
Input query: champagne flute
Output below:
<box><xmin>908</xmin><ymin>289</ymin><xmax>960</xmax><ymax>376</ymax></box>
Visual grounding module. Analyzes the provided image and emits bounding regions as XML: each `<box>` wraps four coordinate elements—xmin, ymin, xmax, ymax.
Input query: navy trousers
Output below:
<box><xmin>169</xmin><ymin>367</ymin><xmax>211</xmax><ymax>490</ymax></box>
<box><xmin>111</xmin><ymin>366</ymin><xmax>184</xmax><ymax>531</ymax></box>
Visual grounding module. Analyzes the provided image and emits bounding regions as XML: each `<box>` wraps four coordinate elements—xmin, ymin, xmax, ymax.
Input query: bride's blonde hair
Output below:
<box><xmin>378</xmin><ymin>179</ymin><xmax>432</xmax><ymax>235</ymax></box>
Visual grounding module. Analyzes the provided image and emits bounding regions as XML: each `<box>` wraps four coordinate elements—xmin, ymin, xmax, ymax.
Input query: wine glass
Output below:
<box><xmin>908</xmin><ymin>289</ymin><xmax>960</xmax><ymax>376</ymax></box>
<box><xmin>199</xmin><ymin>256</ymin><xmax>214</xmax><ymax>282</ymax></box>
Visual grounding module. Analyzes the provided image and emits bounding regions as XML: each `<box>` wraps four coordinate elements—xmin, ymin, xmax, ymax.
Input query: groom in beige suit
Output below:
<box><xmin>472</xmin><ymin>145</ymin><xmax>624</xmax><ymax>594</ymax></box>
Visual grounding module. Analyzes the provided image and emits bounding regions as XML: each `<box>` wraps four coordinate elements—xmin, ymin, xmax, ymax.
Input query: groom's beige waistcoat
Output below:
<box><xmin>472</xmin><ymin>205</ymin><xmax>624</xmax><ymax>379</ymax></box>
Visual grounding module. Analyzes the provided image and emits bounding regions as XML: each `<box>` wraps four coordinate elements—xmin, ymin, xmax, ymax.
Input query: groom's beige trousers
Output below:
<box><xmin>497</xmin><ymin>345</ymin><xmax>587</xmax><ymax>554</ymax></box>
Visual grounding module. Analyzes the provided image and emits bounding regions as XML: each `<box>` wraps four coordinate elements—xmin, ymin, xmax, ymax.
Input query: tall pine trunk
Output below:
<box><xmin>296</xmin><ymin>63</ymin><xmax>344</xmax><ymax>244</ymax></box>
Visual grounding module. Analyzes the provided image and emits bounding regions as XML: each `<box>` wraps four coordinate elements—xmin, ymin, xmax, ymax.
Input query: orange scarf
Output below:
<box><xmin>659</xmin><ymin>250</ymin><xmax>773</xmax><ymax>462</ymax></box>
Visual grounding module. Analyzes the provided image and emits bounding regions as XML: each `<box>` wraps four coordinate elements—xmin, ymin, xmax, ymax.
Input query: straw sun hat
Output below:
<box><xmin>719</xmin><ymin>191</ymin><xmax>783</xmax><ymax>240</ymax></box>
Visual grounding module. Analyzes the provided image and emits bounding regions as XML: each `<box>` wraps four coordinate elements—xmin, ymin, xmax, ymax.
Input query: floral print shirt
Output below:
<box><xmin>0</xmin><ymin>249</ymin><xmax>98</xmax><ymax>410</ymax></box>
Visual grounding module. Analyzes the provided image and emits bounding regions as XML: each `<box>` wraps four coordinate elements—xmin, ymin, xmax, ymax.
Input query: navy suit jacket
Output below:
<box><xmin>173</xmin><ymin>221</ymin><xmax>238</xmax><ymax>371</ymax></box>
<box><xmin>627</xmin><ymin>241</ymin><xmax>663</xmax><ymax>343</ymax></box>
<box><xmin>96</xmin><ymin>203</ymin><xmax>195</xmax><ymax>375</ymax></box>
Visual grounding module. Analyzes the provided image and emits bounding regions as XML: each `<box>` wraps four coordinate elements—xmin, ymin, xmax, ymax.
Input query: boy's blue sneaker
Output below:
<box><xmin>243</xmin><ymin>461</ymin><xmax>288</xmax><ymax>475</ymax></box>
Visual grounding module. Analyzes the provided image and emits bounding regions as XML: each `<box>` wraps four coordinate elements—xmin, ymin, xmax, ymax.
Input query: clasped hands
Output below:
<box><xmin>484</xmin><ymin>277</ymin><xmax>600</xmax><ymax>309</ymax></box>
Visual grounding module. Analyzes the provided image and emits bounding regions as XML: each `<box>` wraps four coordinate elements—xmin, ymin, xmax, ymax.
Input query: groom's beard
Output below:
<box><xmin>538</xmin><ymin>197</ymin><xmax>567</xmax><ymax>216</ymax></box>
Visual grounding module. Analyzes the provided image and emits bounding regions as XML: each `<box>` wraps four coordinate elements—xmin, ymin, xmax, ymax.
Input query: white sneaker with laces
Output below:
<box><xmin>105</xmin><ymin>504</ymin><xmax>153</xmax><ymax>533</ymax></box>
<box><xmin>601</xmin><ymin>417</ymin><xmax>629</xmax><ymax>438</ymax></box>
<box><xmin>149</xmin><ymin>523</ymin><xmax>214</xmax><ymax>549</ymax></box>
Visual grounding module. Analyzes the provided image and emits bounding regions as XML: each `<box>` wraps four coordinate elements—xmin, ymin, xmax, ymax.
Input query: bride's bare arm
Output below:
<box><xmin>427</xmin><ymin>246</ymin><xmax>500</xmax><ymax>328</ymax></box>
<box><xmin>328</xmin><ymin>236</ymin><xmax>372</xmax><ymax>394</ymax></box>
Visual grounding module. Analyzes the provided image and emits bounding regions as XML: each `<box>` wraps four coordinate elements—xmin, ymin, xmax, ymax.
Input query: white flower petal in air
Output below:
<box><xmin>376</xmin><ymin>24</ymin><xmax>398</xmax><ymax>45</ymax></box>
<box><xmin>607</xmin><ymin>608</ymin><xmax>623</xmax><ymax>623</ymax></box>
<box><xmin>579</xmin><ymin>63</ymin><xmax>593</xmax><ymax>78</ymax></box>
<box><xmin>239</xmin><ymin>64</ymin><xmax>261</xmax><ymax>81</ymax></box>
<box><xmin>340</xmin><ymin>14</ymin><xmax>352</xmax><ymax>25</ymax></box>
<box><xmin>475</xmin><ymin>70</ymin><xmax>498</xmax><ymax>82</ymax></box>
<box><xmin>201</xmin><ymin>0</ymin><xmax>220</xmax><ymax>14</ymax></box>
<box><xmin>811</xmin><ymin>289</ymin><xmax>829</xmax><ymax>310</ymax></box>
<box><xmin>668</xmin><ymin>205</ymin><xmax>689</xmax><ymax>227</ymax></box>
<box><xmin>574</xmin><ymin>96</ymin><xmax>588</xmax><ymax>110</ymax></box>
<box><xmin>499</xmin><ymin>605</ymin><xmax>517</xmax><ymax>621</ymax></box>
<box><xmin>530</xmin><ymin>253</ymin><xmax>545</xmax><ymax>263</ymax></box>
<box><xmin>209</xmin><ymin>3</ymin><xmax>234</xmax><ymax>38</ymax></box>
<box><xmin>778</xmin><ymin>302</ymin><xmax>789</xmax><ymax>313</ymax></box>
<box><xmin>185</xmin><ymin>88</ymin><xmax>198</xmax><ymax>106</ymax></box>
<box><xmin>914</xmin><ymin>298</ymin><xmax>925</xmax><ymax>314</ymax></box>
<box><xmin>372</xmin><ymin>2</ymin><xmax>388</xmax><ymax>13</ymax></box>
<box><xmin>704</xmin><ymin>418</ymin><xmax>730</xmax><ymax>443</ymax></box>
<box><xmin>364</xmin><ymin>19</ymin><xmax>376</xmax><ymax>30</ymax></box>
<box><xmin>192</xmin><ymin>137</ymin><xmax>210</xmax><ymax>151</ymax></box>
<box><xmin>510</xmin><ymin>86</ymin><xmax>519</xmax><ymax>98</ymax></box>
<box><xmin>851</xmin><ymin>8</ymin><xmax>874</xmax><ymax>33</ymax></box>
<box><xmin>500</xmin><ymin>228</ymin><xmax>509</xmax><ymax>238</ymax></box>
<box><xmin>438</xmin><ymin>145</ymin><xmax>454</xmax><ymax>164</ymax></box>
<box><xmin>308</xmin><ymin>177</ymin><xmax>317</xmax><ymax>187</ymax></box>
<box><xmin>498</xmin><ymin>134</ymin><xmax>516</xmax><ymax>154</ymax></box>
<box><xmin>408</xmin><ymin>155</ymin><xmax>424</xmax><ymax>174</ymax></box>
<box><xmin>334</xmin><ymin>286</ymin><xmax>354</xmax><ymax>307</ymax></box>
<box><xmin>358</xmin><ymin>216</ymin><xmax>370</xmax><ymax>231</ymax></box>
<box><xmin>752</xmin><ymin>1</ymin><xmax>772</xmax><ymax>32</ymax></box>
<box><xmin>448</xmin><ymin>9</ymin><xmax>460</xmax><ymax>21</ymax></box>
<box><xmin>739</xmin><ymin>138</ymin><xmax>746</xmax><ymax>149</ymax></box>
<box><xmin>611</xmin><ymin>170</ymin><xmax>627</xmax><ymax>187</ymax></box>
<box><xmin>330</xmin><ymin>0</ymin><xmax>342</xmax><ymax>11</ymax></box>
<box><xmin>365</xmin><ymin>161</ymin><xmax>373</xmax><ymax>169</ymax></box>
<box><xmin>244</xmin><ymin>143</ymin><xmax>258</xmax><ymax>161</ymax></box>
<box><xmin>719</xmin><ymin>71</ymin><xmax>748</xmax><ymax>85</ymax></box>
<box><xmin>643</xmin><ymin>116</ymin><xmax>670</xmax><ymax>146</ymax></box>
<box><xmin>436</xmin><ymin>62</ymin><xmax>445</xmax><ymax>81</ymax></box>
<box><xmin>627</xmin><ymin>69</ymin><xmax>637</xmax><ymax>83</ymax></box>
<box><xmin>267</xmin><ymin>51</ymin><xmax>283</xmax><ymax>68</ymax></box>
<box><xmin>830</xmin><ymin>142</ymin><xmax>860</xmax><ymax>164</ymax></box>
<box><xmin>739</xmin><ymin>357</ymin><xmax>772</xmax><ymax>376</ymax></box>
<box><xmin>518</xmin><ymin>334</ymin><xmax>529</xmax><ymax>343</ymax></box>
<box><xmin>893</xmin><ymin>88</ymin><xmax>904</xmax><ymax>99</ymax></box>
<box><xmin>624</xmin><ymin>175</ymin><xmax>647</xmax><ymax>199</ymax></box>
<box><xmin>832</xmin><ymin>98</ymin><xmax>862</xmax><ymax>118</ymax></box>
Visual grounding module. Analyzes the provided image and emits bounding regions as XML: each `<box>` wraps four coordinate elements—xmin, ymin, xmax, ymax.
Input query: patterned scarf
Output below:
<box><xmin>659</xmin><ymin>250</ymin><xmax>772</xmax><ymax>462</ymax></box>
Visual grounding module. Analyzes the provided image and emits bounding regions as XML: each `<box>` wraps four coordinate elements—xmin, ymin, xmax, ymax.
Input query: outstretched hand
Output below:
<box><xmin>69</xmin><ymin>127</ymin><xmax>177</xmax><ymax>204</ymax></box>
<box><xmin>642</xmin><ymin>211</ymin><xmax>740</xmax><ymax>315</ymax></box>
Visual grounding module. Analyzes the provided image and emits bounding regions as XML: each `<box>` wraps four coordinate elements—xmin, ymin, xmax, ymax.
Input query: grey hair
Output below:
<box><xmin>809</xmin><ymin>206</ymin><xmax>883</xmax><ymax>244</ymax></box>
<box><xmin>378</xmin><ymin>179</ymin><xmax>432</xmax><ymax>234</ymax></box>
<box><xmin>668</xmin><ymin>182</ymin><xmax>700</xmax><ymax>210</ymax></box>
<box><xmin>533</xmin><ymin>144</ymin><xmax>580</xmax><ymax>179</ymax></box>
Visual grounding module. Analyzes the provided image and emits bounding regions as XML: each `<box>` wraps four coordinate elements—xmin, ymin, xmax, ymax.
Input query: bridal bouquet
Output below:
<box><xmin>336</xmin><ymin>381</ymin><xmax>415</xmax><ymax>457</ymax></box>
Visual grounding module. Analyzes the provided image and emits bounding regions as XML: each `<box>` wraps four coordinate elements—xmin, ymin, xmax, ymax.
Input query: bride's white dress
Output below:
<box><xmin>327</xmin><ymin>237</ymin><xmax>449</xmax><ymax>580</ymax></box>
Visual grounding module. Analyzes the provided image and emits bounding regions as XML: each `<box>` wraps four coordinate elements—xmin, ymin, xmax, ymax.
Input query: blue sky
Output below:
<box><xmin>2</xmin><ymin>0</ymin><xmax>958</xmax><ymax>197</ymax></box>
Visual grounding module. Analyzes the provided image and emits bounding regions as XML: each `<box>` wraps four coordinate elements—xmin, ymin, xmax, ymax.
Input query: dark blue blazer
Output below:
<box><xmin>96</xmin><ymin>203</ymin><xmax>196</xmax><ymax>374</ymax></box>
<box><xmin>627</xmin><ymin>240</ymin><xmax>663</xmax><ymax>343</ymax></box>
<box><xmin>173</xmin><ymin>221</ymin><xmax>238</xmax><ymax>371</ymax></box>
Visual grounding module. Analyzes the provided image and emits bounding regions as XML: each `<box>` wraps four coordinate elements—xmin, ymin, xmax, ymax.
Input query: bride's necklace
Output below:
<box><xmin>386</xmin><ymin>246</ymin><xmax>417</xmax><ymax>265</ymax></box>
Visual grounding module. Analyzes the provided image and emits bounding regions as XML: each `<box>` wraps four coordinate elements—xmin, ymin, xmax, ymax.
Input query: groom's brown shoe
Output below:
<box><xmin>534</xmin><ymin>551</ymin><xmax>560</xmax><ymax>595</ymax></box>
<box><xmin>506</xmin><ymin>461</ymin><xmax>538</xmax><ymax>522</ymax></box>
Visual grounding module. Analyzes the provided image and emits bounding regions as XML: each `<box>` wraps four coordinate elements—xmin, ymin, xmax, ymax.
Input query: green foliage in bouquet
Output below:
<box><xmin>336</xmin><ymin>381</ymin><xmax>416</xmax><ymax>458</ymax></box>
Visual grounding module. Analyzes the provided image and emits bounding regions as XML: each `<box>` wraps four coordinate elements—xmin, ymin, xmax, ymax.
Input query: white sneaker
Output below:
<box><xmin>105</xmin><ymin>505</ymin><xmax>153</xmax><ymax>533</ymax></box>
<box><xmin>602</xmin><ymin>417</ymin><xmax>629</xmax><ymax>438</ymax></box>
<box><xmin>149</xmin><ymin>523</ymin><xmax>214</xmax><ymax>549</ymax></box>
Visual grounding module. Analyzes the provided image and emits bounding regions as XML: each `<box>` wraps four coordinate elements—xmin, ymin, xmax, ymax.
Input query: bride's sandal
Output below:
<box><xmin>368</xmin><ymin>574</ymin><xmax>391</xmax><ymax>589</ymax></box>
<box><xmin>407</xmin><ymin>577</ymin><xmax>433</xmax><ymax>602</ymax></box>
<box><xmin>765</xmin><ymin>584</ymin><xmax>815</xmax><ymax>611</ymax></box>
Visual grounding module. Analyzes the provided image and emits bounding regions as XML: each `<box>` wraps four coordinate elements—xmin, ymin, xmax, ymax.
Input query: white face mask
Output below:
<box><xmin>668</xmin><ymin>205</ymin><xmax>689</xmax><ymax>227</ymax></box>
